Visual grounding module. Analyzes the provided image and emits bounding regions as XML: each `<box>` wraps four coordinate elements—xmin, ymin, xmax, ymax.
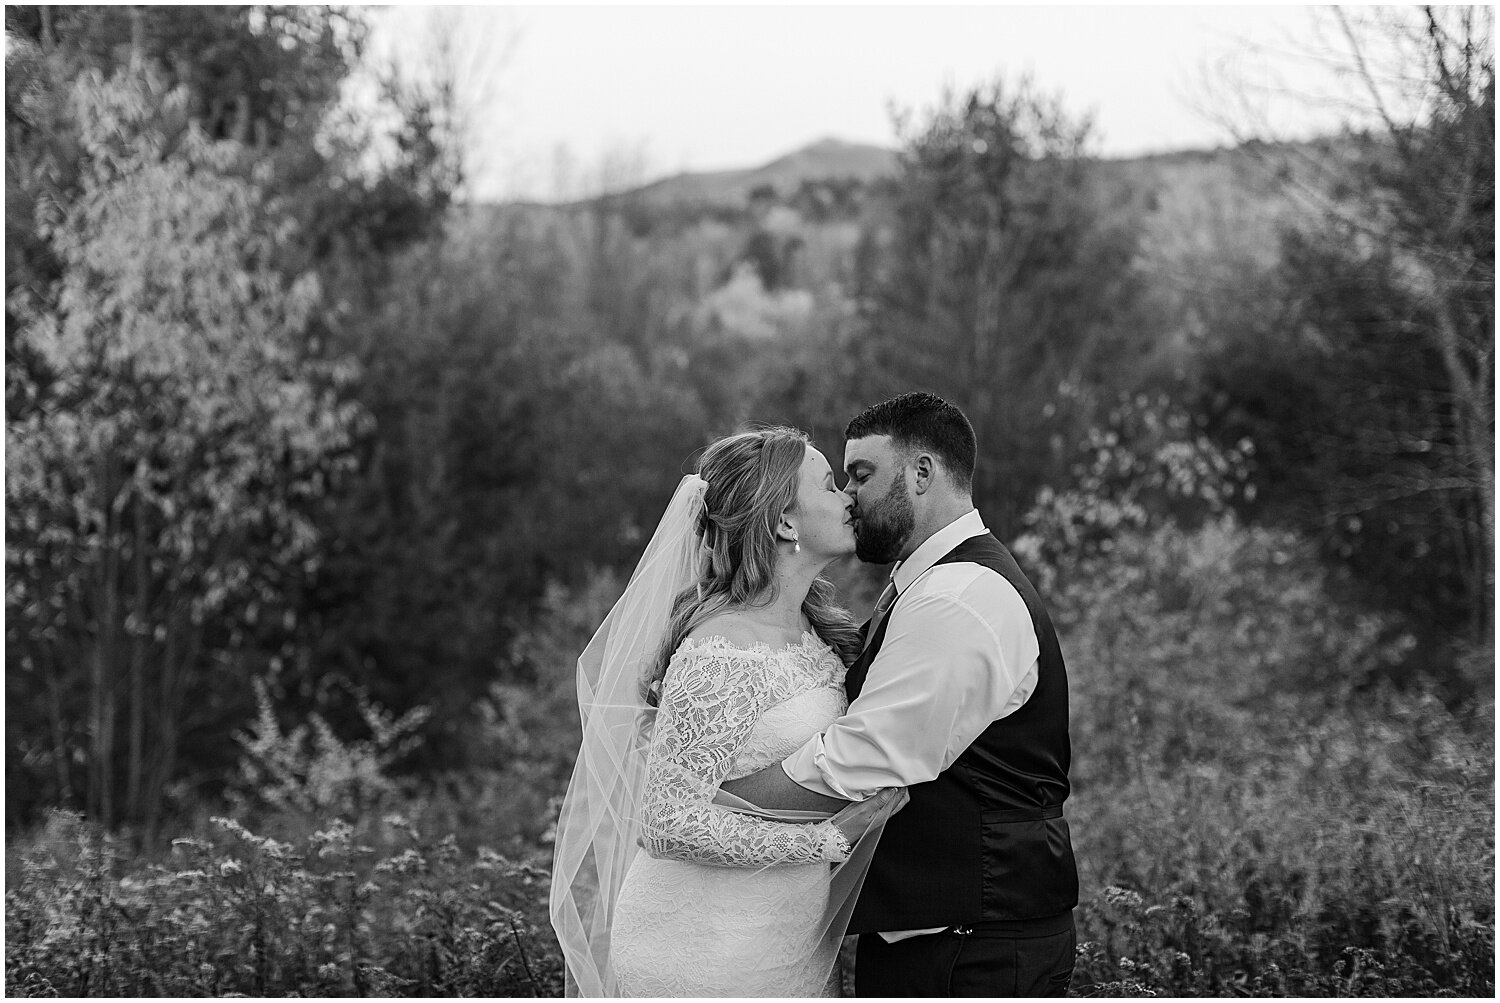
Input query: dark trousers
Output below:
<box><xmin>854</xmin><ymin>913</ymin><xmax>1075</xmax><ymax>997</ymax></box>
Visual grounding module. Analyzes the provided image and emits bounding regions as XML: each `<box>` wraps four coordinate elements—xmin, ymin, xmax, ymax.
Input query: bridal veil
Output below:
<box><xmin>549</xmin><ymin>474</ymin><xmax>900</xmax><ymax>997</ymax></box>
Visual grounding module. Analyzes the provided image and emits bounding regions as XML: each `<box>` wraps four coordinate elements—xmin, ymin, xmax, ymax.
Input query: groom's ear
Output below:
<box><xmin>911</xmin><ymin>452</ymin><xmax>937</xmax><ymax>494</ymax></box>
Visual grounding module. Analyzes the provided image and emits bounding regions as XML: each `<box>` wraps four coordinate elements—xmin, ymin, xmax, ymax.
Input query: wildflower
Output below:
<box><xmin>211</xmin><ymin>816</ymin><xmax>294</xmax><ymax>859</ymax></box>
<box><xmin>310</xmin><ymin>819</ymin><xmax>355</xmax><ymax>851</ymax></box>
<box><xmin>474</xmin><ymin>846</ymin><xmax>509</xmax><ymax>871</ymax></box>
<box><xmin>384</xmin><ymin>813</ymin><xmax>420</xmax><ymax>841</ymax></box>
<box><xmin>1104</xmin><ymin>885</ymin><xmax>1144</xmax><ymax>909</ymax></box>
<box><xmin>375</xmin><ymin>848</ymin><xmax>424</xmax><ymax>875</ymax></box>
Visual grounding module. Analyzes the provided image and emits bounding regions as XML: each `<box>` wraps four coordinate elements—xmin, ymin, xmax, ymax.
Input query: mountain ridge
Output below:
<box><xmin>604</xmin><ymin>137</ymin><xmax>899</xmax><ymax>208</ymax></box>
<box><xmin>484</xmin><ymin>134</ymin><xmax>1303</xmax><ymax>211</ymax></box>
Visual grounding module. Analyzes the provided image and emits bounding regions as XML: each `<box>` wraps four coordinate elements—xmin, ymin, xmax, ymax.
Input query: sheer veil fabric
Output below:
<box><xmin>549</xmin><ymin>474</ymin><xmax>903</xmax><ymax>997</ymax></box>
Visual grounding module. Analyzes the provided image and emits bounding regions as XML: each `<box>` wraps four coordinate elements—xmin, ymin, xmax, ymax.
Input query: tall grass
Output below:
<box><xmin>6</xmin><ymin>519</ymin><xmax>1493</xmax><ymax>996</ymax></box>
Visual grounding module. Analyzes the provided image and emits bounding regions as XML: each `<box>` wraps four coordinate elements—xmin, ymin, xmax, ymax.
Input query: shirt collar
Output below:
<box><xmin>890</xmin><ymin>509</ymin><xmax>987</xmax><ymax>594</ymax></box>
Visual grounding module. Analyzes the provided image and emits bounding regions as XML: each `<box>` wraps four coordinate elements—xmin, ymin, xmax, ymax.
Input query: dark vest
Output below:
<box><xmin>845</xmin><ymin>533</ymin><xmax>1078</xmax><ymax>932</ymax></box>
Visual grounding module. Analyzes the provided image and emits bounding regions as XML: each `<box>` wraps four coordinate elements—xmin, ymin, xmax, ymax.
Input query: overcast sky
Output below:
<box><xmin>369</xmin><ymin>4</ymin><xmax>1371</xmax><ymax>202</ymax></box>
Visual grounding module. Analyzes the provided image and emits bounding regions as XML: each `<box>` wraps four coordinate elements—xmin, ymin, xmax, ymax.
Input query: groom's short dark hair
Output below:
<box><xmin>846</xmin><ymin>392</ymin><xmax>977</xmax><ymax>490</ymax></box>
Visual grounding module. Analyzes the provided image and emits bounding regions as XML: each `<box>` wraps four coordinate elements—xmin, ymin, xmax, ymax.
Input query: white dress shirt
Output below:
<box><xmin>782</xmin><ymin>510</ymin><xmax>1041</xmax><ymax>940</ymax></box>
<box><xmin>783</xmin><ymin>509</ymin><xmax>1040</xmax><ymax>800</ymax></box>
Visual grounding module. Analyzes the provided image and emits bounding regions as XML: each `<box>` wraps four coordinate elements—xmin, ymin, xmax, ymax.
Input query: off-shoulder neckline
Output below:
<box><xmin>678</xmin><ymin>628</ymin><xmax>824</xmax><ymax>658</ymax></box>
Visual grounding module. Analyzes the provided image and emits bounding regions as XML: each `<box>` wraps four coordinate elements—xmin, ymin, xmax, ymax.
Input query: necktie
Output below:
<box><xmin>861</xmin><ymin>578</ymin><xmax>899</xmax><ymax>653</ymax></box>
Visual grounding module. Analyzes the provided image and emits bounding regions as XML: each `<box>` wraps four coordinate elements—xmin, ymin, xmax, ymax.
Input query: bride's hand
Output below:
<box><xmin>830</xmin><ymin>787</ymin><xmax>907</xmax><ymax>844</ymax></box>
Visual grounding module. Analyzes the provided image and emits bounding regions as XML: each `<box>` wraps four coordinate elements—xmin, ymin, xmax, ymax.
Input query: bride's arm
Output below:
<box><xmin>638</xmin><ymin>647</ymin><xmax>851</xmax><ymax>867</ymax></box>
<box><xmin>720</xmin><ymin>763</ymin><xmax>849</xmax><ymax>812</ymax></box>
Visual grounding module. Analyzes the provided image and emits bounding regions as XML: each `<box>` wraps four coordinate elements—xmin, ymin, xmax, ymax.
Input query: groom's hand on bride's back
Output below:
<box><xmin>830</xmin><ymin>787</ymin><xmax>907</xmax><ymax>843</ymax></box>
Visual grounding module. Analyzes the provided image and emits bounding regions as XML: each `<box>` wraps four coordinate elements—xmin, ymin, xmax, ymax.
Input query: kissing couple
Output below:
<box><xmin>551</xmin><ymin>392</ymin><xmax>1079</xmax><ymax>997</ymax></box>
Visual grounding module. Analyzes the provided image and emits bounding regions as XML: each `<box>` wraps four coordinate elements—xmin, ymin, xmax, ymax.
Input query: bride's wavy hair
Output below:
<box><xmin>646</xmin><ymin>427</ymin><xmax>862</xmax><ymax>705</ymax></box>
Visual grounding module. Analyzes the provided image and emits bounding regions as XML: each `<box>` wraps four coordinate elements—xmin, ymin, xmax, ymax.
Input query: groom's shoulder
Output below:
<box><xmin>911</xmin><ymin>561</ymin><xmax>1030</xmax><ymax>623</ymax></box>
<box><xmin>912</xmin><ymin>560</ymin><xmax>1020</xmax><ymax>599</ymax></box>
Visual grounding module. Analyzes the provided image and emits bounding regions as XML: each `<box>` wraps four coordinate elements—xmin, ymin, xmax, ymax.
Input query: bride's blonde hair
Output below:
<box><xmin>647</xmin><ymin>427</ymin><xmax>861</xmax><ymax>704</ymax></box>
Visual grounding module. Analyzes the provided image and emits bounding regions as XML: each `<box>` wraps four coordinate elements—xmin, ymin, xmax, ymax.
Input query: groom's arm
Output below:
<box><xmin>777</xmin><ymin>579</ymin><xmax>1041</xmax><ymax>802</ymax></box>
<box><xmin>727</xmin><ymin>573</ymin><xmax>1040</xmax><ymax>811</ymax></box>
<box><xmin>720</xmin><ymin>765</ymin><xmax>850</xmax><ymax>812</ymax></box>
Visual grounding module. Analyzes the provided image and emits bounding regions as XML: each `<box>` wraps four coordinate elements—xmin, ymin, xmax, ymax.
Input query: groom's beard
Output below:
<box><xmin>854</xmin><ymin>471</ymin><xmax>915</xmax><ymax>565</ymax></box>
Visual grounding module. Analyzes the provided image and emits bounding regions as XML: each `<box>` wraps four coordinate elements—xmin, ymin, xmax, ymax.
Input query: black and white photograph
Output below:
<box><xmin>4</xmin><ymin>3</ymin><xmax>1494</xmax><ymax>998</ymax></box>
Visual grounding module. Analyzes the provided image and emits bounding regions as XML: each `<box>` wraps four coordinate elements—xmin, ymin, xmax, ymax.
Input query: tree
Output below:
<box><xmin>5</xmin><ymin>5</ymin><xmax>458</xmax><ymax>321</ymax></box>
<box><xmin>853</xmin><ymin>78</ymin><xmax>1152</xmax><ymax>534</ymax></box>
<box><xmin>5</xmin><ymin>6</ymin><xmax>360</xmax><ymax>301</ymax></box>
<box><xmin>3</xmin><ymin>6</ymin><xmax>360</xmax><ymax>144</ymax></box>
<box><xmin>5</xmin><ymin>69</ymin><xmax>361</xmax><ymax>836</ymax></box>
<box><xmin>1203</xmin><ymin>6</ymin><xmax>1494</xmax><ymax>641</ymax></box>
<box><xmin>295</xmin><ymin>205</ymin><xmax>710</xmax><ymax>768</ymax></box>
<box><xmin>6</xmin><ymin>6</ymin><xmax>467</xmax><ymax>831</ymax></box>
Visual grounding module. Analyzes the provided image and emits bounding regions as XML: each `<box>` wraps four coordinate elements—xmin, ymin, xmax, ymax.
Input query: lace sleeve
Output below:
<box><xmin>638</xmin><ymin>645</ymin><xmax>850</xmax><ymax>867</ymax></box>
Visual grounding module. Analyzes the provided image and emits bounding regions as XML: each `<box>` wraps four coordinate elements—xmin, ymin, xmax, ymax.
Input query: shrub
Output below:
<box><xmin>231</xmin><ymin>678</ymin><xmax>432</xmax><ymax>819</ymax></box>
<box><xmin>1050</xmin><ymin>516</ymin><xmax>1494</xmax><ymax>996</ymax></box>
<box><xmin>4</xmin><ymin>809</ymin><xmax>564</xmax><ymax>997</ymax></box>
<box><xmin>412</xmin><ymin>570</ymin><xmax>621</xmax><ymax>850</ymax></box>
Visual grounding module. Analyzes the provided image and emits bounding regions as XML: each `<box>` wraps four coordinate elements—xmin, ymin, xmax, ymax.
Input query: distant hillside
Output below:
<box><xmin>465</xmin><ymin>134</ymin><xmax>1362</xmax><ymax>292</ymax></box>
<box><xmin>603</xmin><ymin>137</ymin><xmax>900</xmax><ymax>209</ymax></box>
<box><xmin>480</xmin><ymin>134</ymin><xmax>1363</xmax><ymax>220</ymax></box>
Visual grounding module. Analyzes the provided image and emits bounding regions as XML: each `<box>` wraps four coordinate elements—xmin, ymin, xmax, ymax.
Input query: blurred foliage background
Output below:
<box><xmin>4</xmin><ymin>4</ymin><xmax>1493</xmax><ymax>997</ymax></box>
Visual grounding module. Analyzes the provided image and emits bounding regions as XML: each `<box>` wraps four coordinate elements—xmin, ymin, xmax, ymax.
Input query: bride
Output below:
<box><xmin>550</xmin><ymin>427</ymin><xmax>904</xmax><ymax>997</ymax></box>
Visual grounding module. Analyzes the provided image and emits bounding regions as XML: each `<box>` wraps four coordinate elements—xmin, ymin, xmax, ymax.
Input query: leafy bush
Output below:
<box><xmin>231</xmin><ymin>678</ymin><xmax>432</xmax><ymax>819</ymax></box>
<box><xmin>409</xmin><ymin>571</ymin><xmax>621</xmax><ymax>849</ymax></box>
<box><xmin>1049</xmin><ymin>516</ymin><xmax>1494</xmax><ymax>996</ymax></box>
<box><xmin>5</xmin><ymin>808</ymin><xmax>563</xmax><ymax>998</ymax></box>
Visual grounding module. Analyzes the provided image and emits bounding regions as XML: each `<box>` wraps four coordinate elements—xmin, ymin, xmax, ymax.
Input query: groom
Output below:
<box><xmin>723</xmin><ymin>392</ymin><xmax>1078</xmax><ymax>996</ymax></box>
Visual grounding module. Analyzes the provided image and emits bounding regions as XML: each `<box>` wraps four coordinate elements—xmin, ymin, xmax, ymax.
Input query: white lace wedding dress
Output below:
<box><xmin>610</xmin><ymin>630</ymin><xmax>851</xmax><ymax>997</ymax></box>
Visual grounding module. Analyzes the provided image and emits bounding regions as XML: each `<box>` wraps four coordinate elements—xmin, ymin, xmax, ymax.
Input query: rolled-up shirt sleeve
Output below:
<box><xmin>783</xmin><ymin>564</ymin><xmax>1039</xmax><ymax>801</ymax></box>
